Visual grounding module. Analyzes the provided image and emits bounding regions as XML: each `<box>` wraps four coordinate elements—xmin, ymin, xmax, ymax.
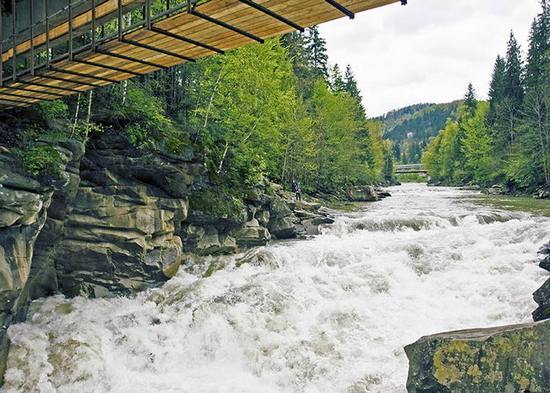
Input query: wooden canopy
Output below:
<box><xmin>0</xmin><ymin>0</ymin><xmax>400</xmax><ymax>109</ymax></box>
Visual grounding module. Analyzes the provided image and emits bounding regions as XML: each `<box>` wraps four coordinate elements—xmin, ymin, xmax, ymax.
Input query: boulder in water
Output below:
<box><xmin>405</xmin><ymin>320</ymin><xmax>550</xmax><ymax>393</ymax></box>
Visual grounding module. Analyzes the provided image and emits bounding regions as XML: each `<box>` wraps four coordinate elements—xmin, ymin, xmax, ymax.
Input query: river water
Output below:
<box><xmin>2</xmin><ymin>184</ymin><xmax>549</xmax><ymax>393</ymax></box>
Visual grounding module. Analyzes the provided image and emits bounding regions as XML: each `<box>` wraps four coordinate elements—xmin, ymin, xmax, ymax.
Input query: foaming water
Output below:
<box><xmin>3</xmin><ymin>184</ymin><xmax>549</xmax><ymax>393</ymax></box>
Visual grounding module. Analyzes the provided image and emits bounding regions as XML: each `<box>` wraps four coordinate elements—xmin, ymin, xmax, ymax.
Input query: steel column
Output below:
<box><xmin>12</xmin><ymin>0</ymin><xmax>16</xmax><ymax>81</ymax></box>
<box><xmin>30</xmin><ymin>0</ymin><xmax>35</xmax><ymax>75</ymax></box>
<box><xmin>45</xmin><ymin>0</ymin><xmax>50</xmax><ymax>68</ymax></box>
<box><xmin>0</xmin><ymin>2</ymin><xmax>3</xmax><ymax>87</ymax></box>
<box><xmin>68</xmin><ymin>0</ymin><xmax>73</xmax><ymax>60</ymax></box>
<box><xmin>91</xmin><ymin>0</ymin><xmax>96</xmax><ymax>51</ymax></box>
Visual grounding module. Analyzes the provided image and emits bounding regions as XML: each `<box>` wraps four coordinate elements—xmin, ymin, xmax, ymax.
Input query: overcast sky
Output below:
<box><xmin>319</xmin><ymin>0</ymin><xmax>542</xmax><ymax>117</ymax></box>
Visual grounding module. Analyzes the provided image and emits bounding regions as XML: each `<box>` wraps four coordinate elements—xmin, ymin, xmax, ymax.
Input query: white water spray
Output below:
<box><xmin>3</xmin><ymin>184</ymin><xmax>548</xmax><ymax>393</ymax></box>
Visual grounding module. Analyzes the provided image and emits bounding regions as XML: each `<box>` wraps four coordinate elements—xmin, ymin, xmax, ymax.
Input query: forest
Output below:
<box><xmin>422</xmin><ymin>0</ymin><xmax>549</xmax><ymax>192</ymax></box>
<box><xmin>379</xmin><ymin>101</ymin><xmax>461</xmax><ymax>164</ymax></box>
<box><xmin>3</xmin><ymin>27</ymin><xmax>394</xmax><ymax>207</ymax></box>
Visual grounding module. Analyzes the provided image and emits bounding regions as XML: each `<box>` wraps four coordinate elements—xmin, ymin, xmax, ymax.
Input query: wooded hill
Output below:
<box><xmin>377</xmin><ymin>101</ymin><xmax>461</xmax><ymax>164</ymax></box>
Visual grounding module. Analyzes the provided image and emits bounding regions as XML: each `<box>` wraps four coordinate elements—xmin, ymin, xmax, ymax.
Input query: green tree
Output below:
<box><xmin>487</xmin><ymin>55</ymin><xmax>507</xmax><ymax>126</ymax></box>
<box><xmin>305</xmin><ymin>26</ymin><xmax>329</xmax><ymax>79</ymax></box>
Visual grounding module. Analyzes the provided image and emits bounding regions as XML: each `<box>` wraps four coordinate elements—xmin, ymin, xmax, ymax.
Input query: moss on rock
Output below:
<box><xmin>405</xmin><ymin>321</ymin><xmax>550</xmax><ymax>393</ymax></box>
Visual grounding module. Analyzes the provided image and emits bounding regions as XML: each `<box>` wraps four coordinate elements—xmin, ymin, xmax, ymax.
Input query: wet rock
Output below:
<box><xmin>233</xmin><ymin>219</ymin><xmax>271</xmax><ymax>247</ymax></box>
<box><xmin>533</xmin><ymin>278</ymin><xmax>550</xmax><ymax>322</ymax></box>
<box><xmin>52</xmin><ymin>132</ymin><xmax>204</xmax><ymax>296</ymax></box>
<box><xmin>347</xmin><ymin>185</ymin><xmax>379</xmax><ymax>202</ymax></box>
<box><xmin>0</xmin><ymin>139</ymin><xmax>82</xmax><ymax>384</ymax></box>
<box><xmin>405</xmin><ymin>320</ymin><xmax>550</xmax><ymax>393</ymax></box>
<box><xmin>486</xmin><ymin>184</ymin><xmax>506</xmax><ymax>195</ymax></box>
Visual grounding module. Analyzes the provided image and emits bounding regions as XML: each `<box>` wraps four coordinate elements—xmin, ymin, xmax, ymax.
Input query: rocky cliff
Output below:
<box><xmin>0</xmin><ymin>129</ymin><xmax>345</xmax><ymax>382</ymax></box>
<box><xmin>0</xmin><ymin>138</ymin><xmax>84</xmax><ymax>382</ymax></box>
<box><xmin>405</xmin><ymin>244</ymin><xmax>550</xmax><ymax>392</ymax></box>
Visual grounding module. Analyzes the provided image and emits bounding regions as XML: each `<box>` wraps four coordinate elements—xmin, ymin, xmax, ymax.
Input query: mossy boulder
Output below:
<box><xmin>405</xmin><ymin>320</ymin><xmax>550</xmax><ymax>393</ymax></box>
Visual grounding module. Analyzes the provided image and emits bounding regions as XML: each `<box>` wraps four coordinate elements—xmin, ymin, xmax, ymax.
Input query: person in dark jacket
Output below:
<box><xmin>292</xmin><ymin>179</ymin><xmax>302</xmax><ymax>201</ymax></box>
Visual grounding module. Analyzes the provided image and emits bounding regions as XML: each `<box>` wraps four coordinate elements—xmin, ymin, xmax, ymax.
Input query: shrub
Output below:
<box><xmin>189</xmin><ymin>188</ymin><xmax>245</xmax><ymax>223</ymax></box>
<box><xmin>21</xmin><ymin>145</ymin><xmax>64</xmax><ymax>176</ymax></box>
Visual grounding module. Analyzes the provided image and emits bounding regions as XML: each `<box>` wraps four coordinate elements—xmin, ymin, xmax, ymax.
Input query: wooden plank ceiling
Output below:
<box><xmin>0</xmin><ymin>0</ymin><xmax>400</xmax><ymax>109</ymax></box>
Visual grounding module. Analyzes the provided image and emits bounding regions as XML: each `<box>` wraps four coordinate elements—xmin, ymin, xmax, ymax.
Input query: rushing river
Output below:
<box><xmin>3</xmin><ymin>184</ymin><xmax>549</xmax><ymax>393</ymax></box>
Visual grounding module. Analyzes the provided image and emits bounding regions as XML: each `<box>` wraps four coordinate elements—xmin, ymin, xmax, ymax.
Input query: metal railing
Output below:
<box><xmin>0</xmin><ymin>0</ymin><xmax>204</xmax><ymax>87</ymax></box>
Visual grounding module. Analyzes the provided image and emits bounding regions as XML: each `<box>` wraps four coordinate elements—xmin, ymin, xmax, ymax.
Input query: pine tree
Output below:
<box><xmin>343</xmin><ymin>65</ymin><xmax>366</xmax><ymax>119</ymax></box>
<box><xmin>525</xmin><ymin>2</ymin><xmax>549</xmax><ymax>90</ymax></box>
<box><xmin>305</xmin><ymin>26</ymin><xmax>329</xmax><ymax>79</ymax></box>
<box><xmin>330</xmin><ymin>64</ymin><xmax>346</xmax><ymax>92</ymax></box>
<box><xmin>344</xmin><ymin>65</ymin><xmax>361</xmax><ymax>99</ymax></box>
<box><xmin>487</xmin><ymin>55</ymin><xmax>507</xmax><ymax>126</ymax></box>
<box><xmin>464</xmin><ymin>83</ymin><xmax>477</xmax><ymax>114</ymax></box>
<box><xmin>504</xmin><ymin>31</ymin><xmax>525</xmax><ymax>106</ymax></box>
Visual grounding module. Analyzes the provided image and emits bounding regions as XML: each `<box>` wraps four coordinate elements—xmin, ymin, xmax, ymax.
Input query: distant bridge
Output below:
<box><xmin>0</xmin><ymin>0</ymin><xmax>401</xmax><ymax>109</ymax></box>
<box><xmin>396</xmin><ymin>164</ymin><xmax>428</xmax><ymax>175</ymax></box>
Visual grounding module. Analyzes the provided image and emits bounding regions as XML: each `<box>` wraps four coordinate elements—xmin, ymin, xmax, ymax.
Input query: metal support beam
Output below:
<box><xmin>72</xmin><ymin>58</ymin><xmax>141</xmax><ymax>77</ymax></box>
<box><xmin>121</xmin><ymin>37</ymin><xmax>196</xmax><ymax>62</ymax></box>
<box><xmin>189</xmin><ymin>9</ymin><xmax>264</xmax><ymax>43</ymax></box>
<box><xmin>238</xmin><ymin>0</ymin><xmax>304</xmax><ymax>32</ymax></box>
<box><xmin>0</xmin><ymin>96</ymin><xmax>30</xmax><ymax>105</ymax></box>
<box><xmin>0</xmin><ymin>84</ymin><xmax>65</xmax><ymax>97</ymax></box>
<box><xmin>324</xmin><ymin>0</ymin><xmax>354</xmax><ymax>19</ymax></box>
<box><xmin>0</xmin><ymin>89</ymin><xmax>56</xmax><ymax>100</ymax></box>
<box><xmin>36</xmin><ymin>72</ymin><xmax>97</xmax><ymax>88</ymax></box>
<box><xmin>95</xmin><ymin>48</ymin><xmax>167</xmax><ymax>70</ymax></box>
<box><xmin>48</xmin><ymin>66</ymin><xmax>118</xmax><ymax>83</ymax></box>
<box><xmin>149</xmin><ymin>27</ymin><xmax>225</xmax><ymax>55</ymax></box>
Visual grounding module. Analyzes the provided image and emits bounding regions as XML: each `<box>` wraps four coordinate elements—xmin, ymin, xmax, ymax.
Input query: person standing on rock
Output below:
<box><xmin>292</xmin><ymin>179</ymin><xmax>302</xmax><ymax>201</ymax></box>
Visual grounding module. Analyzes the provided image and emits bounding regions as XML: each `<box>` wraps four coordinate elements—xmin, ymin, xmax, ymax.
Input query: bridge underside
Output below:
<box><xmin>0</xmin><ymin>0</ymin><xmax>399</xmax><ymax>109</ymax></box>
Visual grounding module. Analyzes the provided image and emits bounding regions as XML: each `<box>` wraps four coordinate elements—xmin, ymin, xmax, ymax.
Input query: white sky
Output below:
<box><xmin>319</xmin><ymin>0</ymin><xmax>542</xmax><ymax>117</ymax></box>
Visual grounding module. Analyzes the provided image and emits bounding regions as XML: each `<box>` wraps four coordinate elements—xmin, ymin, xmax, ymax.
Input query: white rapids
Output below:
<box><xmin>2</xmin><ymin>184</ymin><xmax>549</xmax><ymax>393</ymax></box>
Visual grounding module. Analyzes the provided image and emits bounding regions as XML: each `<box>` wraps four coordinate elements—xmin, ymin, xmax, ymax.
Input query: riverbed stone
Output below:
<box><xmin>405</xmin><ymin>320</ymin><xmax>550</xmax><ymax>393</ymax></box>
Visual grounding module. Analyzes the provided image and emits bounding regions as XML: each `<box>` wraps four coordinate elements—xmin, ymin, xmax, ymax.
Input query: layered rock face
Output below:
<box><xmin>41</xmin><ymin>133</ymin><xmax>205</xmax><ymax>297</ymax></box>
<box><xmin>180</xmin><ymin>185</ymin><xmax>335</xmax><ymax>256</ymax></box>
<box><xmin>0</xmin><ymin>139</ymin><xmax>84</xmax><ymax>381</ymax></box>
<box><xmin>533</xmin><ymin>244</ymin><xmax>550</xmax><ymax>322</ymax></box>
<box><xmin>406</xmin><ymin>244</ymin><xmax>550</xmax><ymax>393</ymax></box>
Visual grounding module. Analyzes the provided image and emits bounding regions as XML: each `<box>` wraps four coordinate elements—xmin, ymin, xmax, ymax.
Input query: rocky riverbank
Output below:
<box><xmin>405</xmin><ymin>243</ymin><xmax>550</xmax><ymax>392</ymax></box>
<box><xmin>0</xmin><ymin>129</ymin><xmax>391</xmax><ymax>383</ymax></box>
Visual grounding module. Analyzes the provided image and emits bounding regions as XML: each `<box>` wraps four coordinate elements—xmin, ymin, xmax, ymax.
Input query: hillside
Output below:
<box><xmin>377</xmin><ymin>101</ymin><xmax>461</xmax><ymax>164</ymax></box>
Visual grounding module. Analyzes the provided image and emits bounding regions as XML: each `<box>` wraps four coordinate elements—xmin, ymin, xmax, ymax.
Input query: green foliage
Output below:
<box><xmin>21</xmin><ymin>144</ymin><xmax>64</xmax><ymax>176</ymax></box>
<box><xmin>423</xmin><ymin>1</ymin><xmax>549</xmax><ymax>191</ymax></box>
<box><xmin>38</xmin><ymin>100</ymin><xmax>69</xmax><ymax>126</ymax></box>
<box><xmin>189</xmin><ymin>188</ymin><xmax>245</xmax><ymax>223</ymax></box>
<box><xmin>396</xmin><ymin>173</ymin><xmax>427</xmax><ymax>183</ymax></box>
